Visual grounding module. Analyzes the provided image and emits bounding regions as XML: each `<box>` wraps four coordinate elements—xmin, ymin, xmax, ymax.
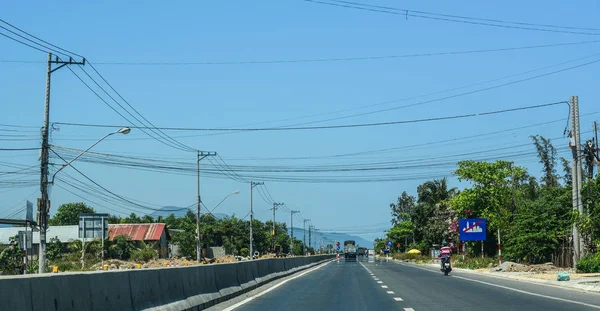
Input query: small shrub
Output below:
<box><xmin>453</xmin><ymin>256</ymin><xmax>497</xmax><ymax>270</ymax></box>
<box><xmin>131</xmin><ymin>248</ymin><xmax>157</xmax><ymax>263</ymax></box>
<box><xmin>576</xmin><ymin>253</ymin><xmax>600</xmax><ymax>273</ymax></box>
<box><xmin>240</xmin><ymin>248</ymin><xmax>250</xmax><ymax>257</ymax></box>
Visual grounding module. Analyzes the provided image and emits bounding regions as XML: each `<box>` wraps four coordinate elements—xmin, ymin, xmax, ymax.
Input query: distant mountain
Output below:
<box><xmin>290</xmin><ymin>228</ymin><xmax>373</xmax><ymax>249</ymax></box>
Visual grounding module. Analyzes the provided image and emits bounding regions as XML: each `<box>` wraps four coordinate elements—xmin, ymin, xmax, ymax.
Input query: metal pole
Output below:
<box><xmin>39</xmin><ymin>52</ymin><xmax>52</xmax><ymax>274</ymax></box>
<box><xmin>250</xmin><ymin>181</ymin><xmax>253</xmax><ymax>258</ymax></box>
<box><xmin>101</xmin><ymin>217</ymin><xmax>105</xmax><ymax>267</ymax></box>
<box><xmin>196</xmin><ymin>151</ymin><xmax>201</xmax><ymax>262</ymax></box>
<box><xmin>272</xmin><ymin>203</ymin><xmax>277</xmax><ymax>253</ymax></box>
<box><xmin>290</xmin><ymin>211</ymin><xmax>293</xmax><ymax>254</ymax></box>
<box><xmin>497</xmin><ymin>228</ymin><xmax>502</xmax><ymax>265</ymax></box>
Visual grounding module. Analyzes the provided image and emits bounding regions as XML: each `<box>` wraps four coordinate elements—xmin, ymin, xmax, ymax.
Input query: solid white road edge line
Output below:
<box><xmin>397</xmin><ymin>262</ymin><xmax>600</xmax><ymax>310</ymax></box>
<box><xmin>221</xmin><ymin>260</ymin><xmax>333</xmax><ymax>311</ymax></box>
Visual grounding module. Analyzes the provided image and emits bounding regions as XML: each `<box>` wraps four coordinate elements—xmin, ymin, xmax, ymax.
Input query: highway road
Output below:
<box><xmin>213</xmin><ymin>256</ymin><xmax>600</xmax><ymax>311</ymax></box>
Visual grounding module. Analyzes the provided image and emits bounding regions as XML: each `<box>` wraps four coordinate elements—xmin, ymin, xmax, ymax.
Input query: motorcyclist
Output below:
<box><xmin>439</xmin><ymin>241</ymin><xmax>452</xmax><ymax>270</ymax></box>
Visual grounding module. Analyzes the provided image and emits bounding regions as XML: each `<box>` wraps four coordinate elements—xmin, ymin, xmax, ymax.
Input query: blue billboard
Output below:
<box><xmin>459</xmin><ymin>218</ymin><xmax>487</xmax><ymax>241</ymax></box>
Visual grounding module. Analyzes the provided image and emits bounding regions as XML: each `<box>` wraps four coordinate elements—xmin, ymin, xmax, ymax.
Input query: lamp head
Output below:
<box><xmin>117</xmin><ymin>127</ymin><xmax>131</xmax><ymax>135</ymax></box>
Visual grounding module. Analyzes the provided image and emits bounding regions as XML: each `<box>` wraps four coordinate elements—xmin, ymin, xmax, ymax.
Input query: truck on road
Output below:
<box><xmin>344</xmin><ymin>240</ymin><xmax>357</xmax><ymax>262</ymax></box>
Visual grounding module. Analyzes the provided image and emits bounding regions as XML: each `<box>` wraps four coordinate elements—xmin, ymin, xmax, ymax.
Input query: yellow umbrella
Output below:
<box><xmin>407</xmin><ymin>249</ymin><xmax>421</xmax><ymax>254</ymax></box>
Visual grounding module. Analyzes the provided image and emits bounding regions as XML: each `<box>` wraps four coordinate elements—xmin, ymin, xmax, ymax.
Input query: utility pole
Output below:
<box><xmin>290</xmin><ymin>210</ymin><xmax>299</xmax><ymax>255</ymax></box>
<box><xmin>39</xmin><ymin>53</ymin><xmax>85</xmax><ymax>273</ymax></box>
<box><xmin>197</xmin><ymin>151</ymin><xmax>216</xmax><ymax>262</ymax></box>
<box><xmin>594</xmin><ymin>121</ymin><xmax>600</xmax><ymax>161</ymax></box>
<box><xmin>308</xmin><ymin>225</ymin><xmax>313</xmax><ymax>252</ymax></box>
<box><xmin>271</xmin><ymin>202</ymin><xmax>283</xmax><ymax>253</ymax></box>
<box><xmin>249</xmin><ymin>181</ymin><xmax>264</xmax><ymax>258</ymax></box>
<box><xmin>303</xmin><ymin>219</ymin><xmax>310</xmax><ymax>255</ymax></box>
<box><xmin>570</xmin><ymin>96</ymin><xmax>584</xmax><ymax>267</ymax></box>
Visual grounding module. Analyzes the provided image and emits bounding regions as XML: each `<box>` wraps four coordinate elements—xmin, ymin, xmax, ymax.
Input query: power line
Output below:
<box><xmin>325</xmin><ymin>0</ymin><xmax>600</xmax><ymax>31</ymax></box>
<box><xmin>65</xmin><ymin>65</ymin><xmax>194</xmax><ymax>152</ymax></box>
<box><xmin>5</xmin><ymin>40</ymin><xmax>599</xmax><ymax>65</ymax></box>
<box><xmin>303</xmin><ymin>0</ymin><xmax>600</xmax><ymax>36</ymax></box>
<box><xmin>85</xmin><ymin>61</ymin><xmax>196</xmax><ymax>152</ymax></box>
<box><xmin>0</xmin><ymin>18</ymin><xmax>83</xmax><ymax>58</ymax></box>
<box><xmin>181</xmin><ymin>51</ymin><xmax>600</xmax><ymax>132</ymax></box>
<box><xmin>52</xmin><ymin>100</ymin><xmax>567</xmax><ymax>132</ymax></box>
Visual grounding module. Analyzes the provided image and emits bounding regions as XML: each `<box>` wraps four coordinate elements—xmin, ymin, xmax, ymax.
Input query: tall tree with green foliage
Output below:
<box><xmin>450</xmin><ymin>160</ymin><xmax>526</xmax><ymax>232</ymax></box>
<box><xmin>49</xmin><ymin>202</ymin><xmax>95</xmax><ymax>226</ymax></box>
<box><xmin>531</xmin><ymin>135</ymin><xmax>560</xmax><ymax>188</ymax></box>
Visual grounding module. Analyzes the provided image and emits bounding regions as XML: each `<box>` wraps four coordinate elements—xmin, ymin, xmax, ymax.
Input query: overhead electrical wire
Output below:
<box><xmin>52</xmin><ymin>100</ymin><xmax>567</xmax><ymax>132</ymax></box>
<box><xmin>303</xmin><ymin>0</ymin><xmax>600</xmax><ymax>36</ymax></box>
<box><xmin>5</xmin><ymin>40</ymin><xmax>599</xmax><ymax>65</ymax></box>
<box><xmin>1</xmin><ymin>18</ymin><xmax>198</xmax><ymax>154</ymax></box>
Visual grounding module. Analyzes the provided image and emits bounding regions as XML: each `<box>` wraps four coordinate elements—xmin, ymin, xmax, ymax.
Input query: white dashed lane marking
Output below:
<box><xmin>360</xmin><ymin>261</ymin><xmax>412</xmax><ymax>307</ymax></box>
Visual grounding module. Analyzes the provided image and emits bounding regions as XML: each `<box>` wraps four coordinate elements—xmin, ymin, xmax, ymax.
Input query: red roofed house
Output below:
<box><xmin>108</xmin><ymin>223</ymin><xmax>171</xmax><ymax>258</ymax></box>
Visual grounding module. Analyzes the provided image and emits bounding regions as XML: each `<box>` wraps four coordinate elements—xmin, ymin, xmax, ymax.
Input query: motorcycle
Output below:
<box><xmin>440</xmin><ymin>256</ymin><xmax>452</xmax><ymax>276</ymax></box>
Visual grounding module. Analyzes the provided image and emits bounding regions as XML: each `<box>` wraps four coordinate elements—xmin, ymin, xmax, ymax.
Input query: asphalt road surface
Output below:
<box><xmin>214</xmin><ymin>256</ymin><xmax>600</xmax><ymax>311</ymax></box>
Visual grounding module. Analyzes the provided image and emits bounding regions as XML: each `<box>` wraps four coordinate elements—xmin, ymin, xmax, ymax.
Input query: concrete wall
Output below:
<box><xmin>208</xmin><ymin>246</ymin><xmax>226</xmax><ymax>258</ymax></box>
<box><xmin>0</xmin><ymin>255</ymin><xmax>334</xmax><ymax>311</ymax></box>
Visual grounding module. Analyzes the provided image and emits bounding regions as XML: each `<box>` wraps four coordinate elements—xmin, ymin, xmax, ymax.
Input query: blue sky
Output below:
<box><xmin>1</xmin><ymin>1</ymin><xmax>599</xmax><ymax>242</ymax></box>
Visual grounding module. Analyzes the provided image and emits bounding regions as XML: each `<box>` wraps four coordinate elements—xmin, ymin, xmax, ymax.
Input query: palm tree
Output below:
<box><xmin>417</xmin><ymin>177</ymin><xmax>457</xmax><ymax>206</ymax></box>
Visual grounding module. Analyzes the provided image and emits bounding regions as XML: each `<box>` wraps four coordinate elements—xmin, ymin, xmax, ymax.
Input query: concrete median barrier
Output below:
<box><xmin>0</xmin><ymin>255</ymin><xmax>335</xmax><ymax>311</ymax></box>
<box><xmin>30</xmin><ymin>272</ymin><xmax>92</xmax><ymax>311</ymax></box>
<box><xmin>0</xmin><ymin>276</ymin><xmax>33</xmax><ymax>311</ymax></box>
<box><xmin>181</xmin><ymin>265</ymin><xmax>220</xmax><ymax>310</ymax></box>
<box><xmin>213</xmin><ymin>262</ymin><xmax>242</xmax><ymax>301</ymax></box>
<box><xmin>129</xmin><ymin>268</ymin><xmax>164</xmax><ymax>310</ymax></box>
<box><xmin>89</xmin><ymin>270</ymin><xmax>134</xmax><ymax>311</ymax></box>
<box><xmin>237</xmin><ymin>261</ymin><xmax>257</xmax><ymax>290</ymax></box>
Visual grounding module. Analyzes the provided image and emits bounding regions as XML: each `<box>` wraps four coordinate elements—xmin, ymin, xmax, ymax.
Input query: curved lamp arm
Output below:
<box><xmin>50</xmin><ymin>127</ymin><xmax>130</xmax><ymax>184</ymax></box>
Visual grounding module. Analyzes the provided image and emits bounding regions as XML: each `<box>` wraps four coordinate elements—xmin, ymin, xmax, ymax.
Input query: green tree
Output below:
<box><xmin>108</xmin><ymin>235</ymin><xmax>135</xmax><ymax>260</ymax></box>
<box><xmin>47</xmin><ymin>237</ymin><xmax>62</xmax><ymax>261</ymax></box>
<box><xmin>49</xmin><ymin>202</ymin><xmax>95</xmax><ymax>226</ymax></box>
<box><xmin>0</xmin><ymin>236</ymin><xmax>22</xmax><ymax>275</ymax></box>
<box><xmin>451</xmin><ymin>160</ymin><xmax>526</xmax><ymax>232</ymax></box>
<box><xmin>531</xmin><ymin>135</ymin><xmax>560</xmax><ymax>188</ymax></box>
<box><xmin>416</xmin><ymin>178</ymin><xmax>457</xmax><ymax>247</ymax></box>
<box><xmin>504</xmin><ymin>186</ymin><xmax>571</xmax><ymax>263</ymax></box>
<box><xmin>390</xmin><ymin>191</ymin><xmax>416</xmax><ymax>226</ymax></box>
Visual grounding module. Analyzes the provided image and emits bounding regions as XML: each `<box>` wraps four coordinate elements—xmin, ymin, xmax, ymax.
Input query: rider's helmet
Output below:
<box><xmin>442</xmin><ymin>241</ymin><xmax>448</xmax><ymax>247</ymax></box>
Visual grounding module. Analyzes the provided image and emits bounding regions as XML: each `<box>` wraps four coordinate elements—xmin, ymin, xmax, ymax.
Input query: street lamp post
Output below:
<box><xmin>198</xmin><ymin>190</ymin><xmax>240</xmax><ymax>260</ymax></box>
<box><xmin>41</xmin><ymin>127</ymin><xmax>130</xmax><ymax>272</ymax></box>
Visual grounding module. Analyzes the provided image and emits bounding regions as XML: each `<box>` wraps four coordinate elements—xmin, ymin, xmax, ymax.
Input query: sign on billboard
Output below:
<box><xmin>459</xmin><ymin>218</ymin><xmax>487</xmax><ymax>241</ymax></box>
<box><xmin>78</xmin><ymin>213</ymin><xmax>109</xmax><ymax>239</ymax></box>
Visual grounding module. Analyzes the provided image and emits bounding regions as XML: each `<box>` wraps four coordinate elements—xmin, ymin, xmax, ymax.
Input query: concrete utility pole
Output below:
<box><xmin>303</xmin><ymin>219</ymin><xmax>310</xmax><ymax>255</ymax></box>
<box><xmin>39</xmin><ymin>53</ymin><xmax>85</xmax><ymax>273</ymax></box>
<box><xmin>197</xmin><ymin>151</ymin><xmax>216</xmax><ymax>262</ymax></box>
<box><xmin>570</xmin><ymin>96</ymin><xmax>584</xmax><ymax>267</ymax></box>
<box><xmin>290</xmin><ymin>210</ymin><xmax>299</xmax><ymax>254</ymax></box>
<box><xmin>308</xmin><ymin>225</ymin><xmax>313</xmax><ymax>252</ymax></box>
<box><xmin>271</xmin><ymin>202</ymin><xmax>283</xmax><ymax>252</ymax></box>
<box><xmin>249</xmin><ymin>181</ymin><xmax>264</xmax><ymax>258</ymax></box>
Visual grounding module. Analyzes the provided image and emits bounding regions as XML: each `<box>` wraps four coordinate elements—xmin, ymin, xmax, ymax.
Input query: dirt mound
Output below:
<box><xmin>91</xmin><ymin>259</ymin><xmax>137</xmax><ymax>270</ymax></box>
<box><xmin>496</xmin><ymin>261</ymin><xmax>562</xmax><ymax>273</ymax></box>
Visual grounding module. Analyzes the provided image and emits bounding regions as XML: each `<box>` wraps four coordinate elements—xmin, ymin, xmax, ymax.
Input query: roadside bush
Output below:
<box><xmin>576</xmin><ymin>253</ymin><xmax>600</xmax><ymax>273</ymax></box>
<box><xmin>453</xmin><ymin>256</ymin><xmax>497</xmax><ymax>270</ymax></box>
<box><xmin>131</xmin><ymin>248</ymin><xmax>157</xmax><ymax>263</ymax></box>
<box><xmin>392</xmin><ymin>252</ymin><xmax>431</xmax><ymax>264</ymax></box>
<box><xmin>240</xmin><ymin>248</ymin><xmax>250</xmax><ymax>257</ymax></box>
